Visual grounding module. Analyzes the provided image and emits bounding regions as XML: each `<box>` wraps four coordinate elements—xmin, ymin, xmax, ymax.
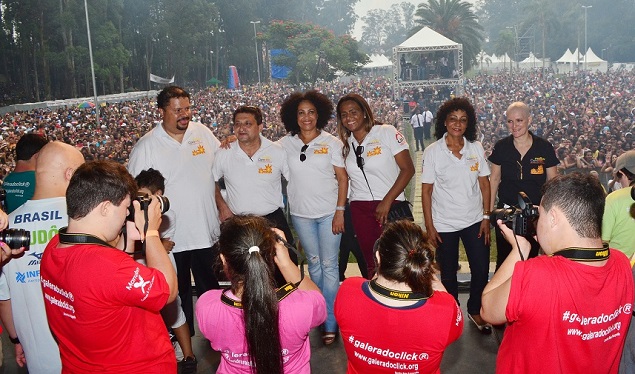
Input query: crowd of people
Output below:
<box><xmin>0</xmin><ymin>68</ymin><xmax>634</xmax><ymax>373</ymax></box>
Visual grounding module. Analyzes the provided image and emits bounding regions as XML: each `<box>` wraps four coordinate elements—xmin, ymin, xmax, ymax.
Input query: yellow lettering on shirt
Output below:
<box><xmin>531</xmin><ymin>165</ymin><xmax>544</xmax><ymax>175</ymax></box>
<box><xmin>258</xmin><ymin>164</ymin><xmax>273</xmax><ymax>174</ymax></box>
<box><xmin>470</xmin><ymin>162</ymin><xmax>479</xmax><ymax>172</ymax></box>
<box><xmin>313</xmin><ymin>147</ymin><xmax>329</xmax><ymax>155</ymax></box>
<box><xmin>367</xmin><ymin>146</ymin><xmax>382</xmax><ymax>157</ymax></box>
<box><xmin>192</xmin><ymin>145</ymin><xmax>206</xmax><ymax>156</ymax></box>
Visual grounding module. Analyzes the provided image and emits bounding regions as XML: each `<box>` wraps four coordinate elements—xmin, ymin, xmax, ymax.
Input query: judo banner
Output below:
<box><xmin>150</xmin><ymin>74</ymin><xmax>175</xmax><ymax>84</ymax></box>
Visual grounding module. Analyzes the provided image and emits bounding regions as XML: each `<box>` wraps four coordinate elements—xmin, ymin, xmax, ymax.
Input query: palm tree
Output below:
<box><xmin>476</xmin><ymin>50</ymin><xmax>492</xmax><ymax>71</ymax></box>
<box><xmin>413</xmin><ymin>0</ymin><xmax>484</xmax><ymax>70</ymax></box>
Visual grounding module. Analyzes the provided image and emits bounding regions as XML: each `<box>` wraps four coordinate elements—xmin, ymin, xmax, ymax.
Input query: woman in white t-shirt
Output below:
<box><xmin>421</xmin><ymin>97</ymin><xmax>492</xmax><ymax>334</ymax></box>
<box><xmin>336</xmin><ymin>93</ymin><xmax>415</xmax><ymax>279</ymax></box>
<box><xmin>278</xmin><ymin>90</ymin><xmax>348</xmax><ymax>345</ymax></box>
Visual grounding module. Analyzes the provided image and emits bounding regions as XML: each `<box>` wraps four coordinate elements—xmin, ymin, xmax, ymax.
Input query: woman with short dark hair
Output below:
<box><xmin>421</xmin><ymin>97</ymin><xmax>492</xmax><ymax>333</ymax></box>
<box><xmin>335</xmin><ymin>220</ymin><xmax>462</xmax><ymax>373</ymax></box>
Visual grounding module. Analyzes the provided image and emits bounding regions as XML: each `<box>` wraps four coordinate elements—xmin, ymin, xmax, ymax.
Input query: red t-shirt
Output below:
<box><xmin>335</xmin><ymin>277</ymin><xmax>463</xmax><ymax>374</ymax></box>
<box><xmin>497</xmin><ymin>250</ymin><xmax>634</xmax><ymax>373</ymax></box>
<box><xmin>40</xmin><ymin>235</ymin><xmax>175</xmax><ymax>373</ymax></box>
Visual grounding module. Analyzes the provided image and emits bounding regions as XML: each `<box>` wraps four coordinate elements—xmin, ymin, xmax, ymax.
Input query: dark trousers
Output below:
<box><xmin>494</xmin><ymin>224</ymin><xmax>540</xmax><ymax>270</ymax></box>
<box><xmin>173</xmin><ymin>247</ymin><xmax>220</xmax><ymax>336</ymax></box>
<box><xmin>338</xmin><ymin>203</ymin><xmax>368</xmax><ymax>280</ymax></box>
<box><xmin>423</xmin><ymin>122</ymin><xmax>432</xmax><ymax>140</ymax></box>
<box><xmin>264</xmin><ymin>208</ymin><xmax>298</xmax><ymax>286</ymax></box>
<box><xmin>436</xmin><ymin>221</ymin><xmax>490</xmax><ymax>315</ymax></box>
<box><xmin>413</xmin><ymin>127</ymin><xmax>425</xmax><ymax>151</ymax></box>
<box><xmin>349</xmin><ymin>200</ymin><xmax>385</xmax><ymax>279</ymax></box>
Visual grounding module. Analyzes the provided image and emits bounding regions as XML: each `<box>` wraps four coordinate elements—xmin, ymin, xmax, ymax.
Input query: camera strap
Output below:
<box><xmin>368</xmin><ymin>280</ymin><xmax>430</xmax><ymax>301</ymax></box>
<box><xmin>551</xmin><ymin>243</ymin><xmax>610</xmax><ymax>262</ymax></box>
<box><xmin>58</xmin><ymin>227</ymin><xmax>116</xmax><ymax>249</ymax></box>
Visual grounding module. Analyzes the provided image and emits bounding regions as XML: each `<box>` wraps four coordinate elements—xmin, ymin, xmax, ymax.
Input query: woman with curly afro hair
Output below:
<box><xmin>421</xmin><ymin>97</ymin><xmax>493</xmax><ymax>334</ymax></box>
<box><xmin>278</xmin><ymin>90</ymin><xmax>348</xmax><ymax>345</ymax></box>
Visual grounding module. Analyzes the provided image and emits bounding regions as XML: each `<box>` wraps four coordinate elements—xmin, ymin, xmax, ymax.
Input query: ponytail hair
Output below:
<box><xmin>218</xmin><ymin>215</ymin><xmax>283</xmax><ymax>374</ymax></box>
<box><xmin>375</xmin><ymin>220</ymin><xmax>436</xmax><ymax>296</ymax></box>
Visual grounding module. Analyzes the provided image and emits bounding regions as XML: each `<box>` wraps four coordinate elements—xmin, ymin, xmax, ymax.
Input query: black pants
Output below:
<box><xmin>424</xmin><ymin>122</ymin><xmax>432</xmax><ymax>139</ymax></box>
<box><xmin>173</xmin><ymin>247</ymin><xmax>220</xmax><ymax>336</ymax></box>
<box><xmin>413</xmin><ymin>127</ymin><xmax>425</xmax><ymax>151</ymax></box>
<box><xmin>264</xmin><ymin>208</ymin><xmax>299</xmax><ymax>286</ymax></box>
<box><xmin>338</xmin><ymin>203</ymin><xmax>368</xmax><ymax>280</ymax></box>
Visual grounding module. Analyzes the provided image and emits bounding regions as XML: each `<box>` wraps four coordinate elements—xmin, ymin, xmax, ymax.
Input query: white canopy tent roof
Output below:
<box><xmin>584</xmin><ymin>47</ymin><xmax>606</xmax><ymax>63</ymax></box>
<box><xmin>392</xmin><ymin>26</ymin><xmax>463</xmax><ymax>97</ymax></box>
<box><xmin>363</xmin><ymin>54</ymin><xmax>392</xmax><ymax>69</ymax></box>
<box><xmin>556</xmin><ymin>49</ymin><xmax>575</xmax><ymax>63</ymax></box>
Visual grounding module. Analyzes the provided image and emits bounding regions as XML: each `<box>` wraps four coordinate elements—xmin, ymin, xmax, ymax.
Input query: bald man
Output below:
<box><xmin>0</xmin><ymin>141</ymin><xmax>84</xmax><ymax>373</ymax></box>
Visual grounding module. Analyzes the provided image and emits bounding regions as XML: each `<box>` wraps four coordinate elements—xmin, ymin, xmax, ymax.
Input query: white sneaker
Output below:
<box><xmin>173</xmin><ymin>340</ymin><xmax>184</xmax><ymax>361</ymax></box>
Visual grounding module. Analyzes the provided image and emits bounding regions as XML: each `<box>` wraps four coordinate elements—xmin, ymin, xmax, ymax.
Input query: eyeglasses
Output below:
<box><xmin>517</xmin><ymin>160</ymin><xmax>523</xmax><ymax>180</ymax></box>
<box><xmin>300</xmin><ymin>144</ymin><xmax>309</xmax><ymax>162</ymax></box>
<box><xmin>354</xmin><ymin>145</ymin><xmax>365</xmax><ymax>169</ymax></box>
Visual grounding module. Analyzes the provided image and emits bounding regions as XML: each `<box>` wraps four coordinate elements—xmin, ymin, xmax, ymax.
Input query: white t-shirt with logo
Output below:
<box><xmin>1</xmin><ymin>197</ymin><xmax>66</xmax><ymax>373</ymax></box>
<box><xmin>213</xmin><ymin>136</ymin><xmax>289</xmax><ymax>216</ymax></box>
<box><xmin>345</xmin><ymin>124</ymin><xmax>410</xmax><ymax>202</ymax></box>
<box><xmin>278</xmin><ymin>132</ymin><xmax>345</xmax><ymax>219</ymax></box>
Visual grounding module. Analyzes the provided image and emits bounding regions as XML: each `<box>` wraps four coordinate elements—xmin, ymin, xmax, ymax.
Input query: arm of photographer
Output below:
<box><xmin>272</xmin><ymin>228</ymin><xmax>319</xmax><ymax>292</ymax></box>
<box><xmin>480</xmin><ymin>220</ymin><xmax>532</xmax><ymax>325</ymax></box>
<box><xmin>133</xmin><ymin>198</ymin><xmax>178</xmax><ymax>303</ymax></box>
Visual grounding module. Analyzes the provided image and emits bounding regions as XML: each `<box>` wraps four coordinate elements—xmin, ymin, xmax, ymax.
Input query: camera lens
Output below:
<box><xmin>0</xmin><ymin>229</ymin><xmax>31</xmax><ymax>251</ymax></box>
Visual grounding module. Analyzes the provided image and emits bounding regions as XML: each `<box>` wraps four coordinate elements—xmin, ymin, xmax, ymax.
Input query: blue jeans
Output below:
<box><xmin>436</xmin><ymin>221</ymin><xmax>490</xmax><ymax>315</ymax></box>
<box><xmin>291</xmin><ymin>213</ymin><xmax>341</xmax><ymax>332</ymax></box>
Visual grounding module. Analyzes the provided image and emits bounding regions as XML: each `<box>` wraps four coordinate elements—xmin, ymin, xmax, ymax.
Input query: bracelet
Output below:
<box><xmin>483</xmin><ymin>211</ymin><xmax>491</xmax><ymax>215</ymax></box>
<box><xmin>335</xmin><ymin>206</ymin><xmax>346</xmax><ymax>211</ymax></box>
<box><xmin>145</xmin><ymin>230</ymin><xmax>160</xmax><ymax>238</ymax></box>
<box><xmin>9</xmin><ymin>336</ymin><xmax>19</xmax><ymax>344</ymax></box>
<box><xmin>483</xmin><ymin>215</ymin><xmax>490</xmax><ymax>220</ymax></box>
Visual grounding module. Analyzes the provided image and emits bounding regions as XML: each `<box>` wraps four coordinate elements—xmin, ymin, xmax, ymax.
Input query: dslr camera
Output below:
<box><xmin>0</xmin><ymin>228</ymin><xmax>31</xmax><ymax>251</ymax></box>
<box><xmin>490</xmin><ymin>192</ymin><xmax>539</xmax><ymax>236</ymax></box>
<box><xmin>127</xmin><ymin>194</ymin><xmax>170</xmax><ymax>221</ymax></box>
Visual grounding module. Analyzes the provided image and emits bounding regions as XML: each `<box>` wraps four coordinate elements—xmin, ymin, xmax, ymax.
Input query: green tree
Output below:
<box><xmin>265</xmin><ymin>20</ymin><xmax>367</xmax><ymax>84</ymax></box>
<box><xmin>520</xmin><ymin>0</ymin><xmax>559</xmax><ymax>72</ymax></box>
<box><xmin>413</xmin><ymin>0</ymin><xmax>484</xmax><ymax>70</ymax></box>
<box><xmin>494</xmin><ymin>30</ymin><xmax>515</xmax><ymax>72</ymax></box>
<box><xmin>361</xmin><ymin>2</ymin><xmax>417</xmax><ymax>54</ymax></box>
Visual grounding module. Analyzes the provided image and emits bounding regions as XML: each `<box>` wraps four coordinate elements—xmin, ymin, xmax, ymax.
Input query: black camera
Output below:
<box><xmin>126</xmin><ymin>194</ymin><xmax>170</xmax><ymax>221</ymax></box>
<box><xmin>0</xmin><ymin>229</ymin><xmax>30</xmax><ymax>251</ymax></box>
<box><xmin>490</xmin><ymin>192</ymin><xmax>539</xmax><ymax>236</ymax></box>
<box><xmin>0</xmin><ymin>188</ymin><xmax>6</xmax><ymax>212</ymax></box>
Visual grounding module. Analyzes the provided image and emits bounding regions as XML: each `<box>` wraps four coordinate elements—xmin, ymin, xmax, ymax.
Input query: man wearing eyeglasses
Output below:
<box><xmin>602</xmin><ymin>150</ymin><xmax>635</xmax><ymax>257</ymax></box>
<box><xmin>128</xmin><ymin>86</ymin><xmax>220</xmax><ymax>371</ymax></box>
<box><xmin>212</xmin><ymin>106</ymin><xmax>296</xmax><ymax>281</ymax></box>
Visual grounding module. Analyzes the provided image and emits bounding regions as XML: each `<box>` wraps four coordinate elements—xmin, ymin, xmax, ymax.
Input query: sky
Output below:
<box><xmin>353</xmin><ymin>0</ymin><xmax>479</xmax><ymax>39</ymax></box>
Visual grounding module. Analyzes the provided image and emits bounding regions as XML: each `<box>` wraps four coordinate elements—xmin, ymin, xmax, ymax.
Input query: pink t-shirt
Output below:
<box><xmin>497</xmin><ymin>250</ymin><xmax>634</xmax><ymax>373</ymax></box>
<box><xmin>196</xmin><ymin>288</ymin><xmax>326</xmax><ymax>374</ymax></box>
<box><xmin>41</xmin><ymin>235</ymin><xmax>175</xmax><ymax>373</ymax></box>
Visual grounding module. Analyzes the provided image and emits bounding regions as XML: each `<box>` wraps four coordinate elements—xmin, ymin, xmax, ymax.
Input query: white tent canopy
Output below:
<box><xmin>363</xmin><ymin>54</ymin><xmax>392</xmax><ymax>69</ymax></box>
<box><xmin>556</xmin><ymin>49</ymin><xmax>575</xmax><ymax>63</ymax></box>
<box><xmin>392</xmin><ymin>26</ymin><xmax>463</xmax><ymax>97</ymax></box>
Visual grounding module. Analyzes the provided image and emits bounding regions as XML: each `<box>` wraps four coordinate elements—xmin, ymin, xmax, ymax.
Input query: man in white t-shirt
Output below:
<box><xmin>128</xmin><ymin>86</ymin><xmax>221</xmax><ymax>346</ymax></box>
<box><xmin>0</xmin><ymin>141</ymin><xmax>84</xmax><ymax>373</ymax></box>
<box><xmin>410</xmin><ymin>108</ymin><xmax>424</xmax><ymax>152</ymax></box>
<box><xmin>213</xmin><ymin>106</ymin><xmax>297</xmax><ymax>282</ymax></box>
<box><xmin>422</xmin><ymin>107</ymin><xmax>434</xmax><ymax>140</ymax></box>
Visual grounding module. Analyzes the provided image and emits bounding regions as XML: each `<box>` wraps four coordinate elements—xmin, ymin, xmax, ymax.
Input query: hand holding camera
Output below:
<box><xmin>129</xmin><ymin>194</ymin><xmax>169</xmax><ymax>239</ymax></box>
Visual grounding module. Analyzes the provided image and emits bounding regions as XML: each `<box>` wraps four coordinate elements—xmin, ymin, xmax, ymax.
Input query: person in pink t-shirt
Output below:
<box><xmin>196</xmin><ymin>215</ymin><xmax>326</xmax><ymax>374</ymax></box>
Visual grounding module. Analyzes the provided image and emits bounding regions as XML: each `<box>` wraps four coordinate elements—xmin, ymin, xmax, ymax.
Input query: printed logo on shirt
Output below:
<box><xmin>28</xmin><ymin>251</ymin><xmax>44</xmax><ymax>266</ymax></box>
<box><xmin>396</xmin><ymin>131</ymin><xmax>406</xmax><ymax>144</ymax></box>
<box><xmin>125</xmin><ymin>266</ymin><xmax>155</xmax><ymax>301</ymax></box>
<box><xmin>257</xmin><ymin>156</ymin><xmax>272</xmax><ymax>163</ymax></box>
<box><xmin>258</xmin><ymin>164</ymin><xmax>273</xmax><ymax>174</ymax></box>
<box><xmin>366</xmin><ymin>147</ymin><xmax>382</xmax><ymax>157</ymax></box>
<box><xmin>313</xmin><ymin>147</ymin><xmax>329</xmax><ymax>155</ymax></box>
<box><xmin>530</xmin><ymin>157</ymin><xmax>545</xmax><ymax>175</ymax></box>
<box><xmin>192</xmin><ymin>144</ymin><xmax>206</xmax><ymax>156</ymax></box>
<box><xmin>15</xmin><ymin>269</ymin><xmax>39</xmax><ymax>284</ymax></box>
<box><xmin>13</xmin><ymin>210</ymin><xmax>64</xmax><ymax>224</ymax></box>
<box><xmin>470</xmin><ymin>162</ymin><xmax>480</xmax><ymax>172</ymax></box>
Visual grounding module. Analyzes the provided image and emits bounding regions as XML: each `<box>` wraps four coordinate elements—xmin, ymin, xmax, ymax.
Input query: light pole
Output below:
<box><xmin>581</xmin><ymin>5</ymin><xmax>592</xmax><ymax>70</ymax></box>
<box><xmin>250</xmin><ymin>21</ymin><xmax>261</xmax><ymax>85</ymax></box>
<box><xmin>83</xmin><ymin>0</ymin><xmax>99</xmax><ymax>127</ymax></box>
